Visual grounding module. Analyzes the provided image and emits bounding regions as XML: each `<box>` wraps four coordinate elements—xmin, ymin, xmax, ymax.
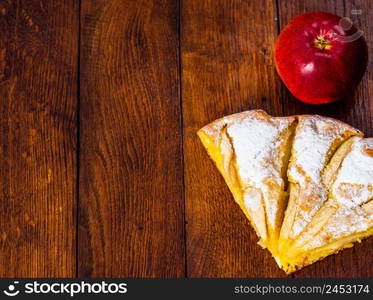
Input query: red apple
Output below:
<box><xmin>275</xmin><ymin>11</ymin><xmax>368</xmax><ymax>104</ymax></box>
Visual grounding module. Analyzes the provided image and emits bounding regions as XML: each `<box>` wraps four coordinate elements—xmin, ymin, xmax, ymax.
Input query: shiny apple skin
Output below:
<box><xmin>275</xmin><ymin>11</ymin><xmax>368</xmax><ymax>104</ymax></box>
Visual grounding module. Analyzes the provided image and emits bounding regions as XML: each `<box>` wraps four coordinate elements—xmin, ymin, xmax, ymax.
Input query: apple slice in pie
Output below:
<box><xmin>278</xmin><ymin>115</ymin><xmax>362</xmax><ymax>255</ymax></box>
<box><xmin>277</xmin><ymin>136</ymin><xmax>373</xmax><ymax>273</ymax></box>
<box><xmin>197</xmin><ymin>110</ymin><xmax>297</xmax><ymax>254</ymax></box>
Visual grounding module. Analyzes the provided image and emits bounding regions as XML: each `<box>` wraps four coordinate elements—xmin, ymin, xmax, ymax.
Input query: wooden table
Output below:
<box><xmin>0</xmin><ymin>0</ymin><xmax>372</xmax><ymax>278</ymax></box>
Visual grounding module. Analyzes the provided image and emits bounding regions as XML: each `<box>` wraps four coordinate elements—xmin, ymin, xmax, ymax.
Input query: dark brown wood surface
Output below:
<box><xmin>0</xmin><ymin>0</ymin><xmax>371</xmax><ymax>277</ymax></box>
<box><xmin>0</xmin><ymin>0</ymin><xmax>78</xmax><ymax>277</ymax></box>
<box><xmin>78</xmin><ymin>0</ymin><xmax>185</xmax><ymax>277</ymax></box>
<box><xmin>181</xmin><ymin>0</ymin><xmax>286</xmax><ymax>277</ymax></box>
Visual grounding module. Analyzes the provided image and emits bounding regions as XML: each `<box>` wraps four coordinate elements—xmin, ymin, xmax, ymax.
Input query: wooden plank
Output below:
<box><xmin>278</xmin><ymin>0</ymin><xmax>373</xmax><ymax>277</ymax></box>
<box><xmin>79</xmin><ymin>0</ymin><xmax>185</xmax><ymax>277</ymax></box>
<box><xmin>345</xmin><ymin>0</ymin><xmax>373</xmax><ymax>137</ymax></box>
<box><xmin>0</xmin><ymin>0</ymin><xmax>78</xmax><ymax>277</ymax></box>
<box><xmin>182</xmin><ymin>0</ymin><xmax>287</xmax><ymax>277</ymax></box>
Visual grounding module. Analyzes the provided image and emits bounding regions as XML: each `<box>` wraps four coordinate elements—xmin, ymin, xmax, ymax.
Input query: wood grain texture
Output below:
<box><xmin>278</xmin><ymin>0</ymin><xmax>373</xmax><ymax>277</ymax></box>
<box><xmin>0</xmin><ymin>0</ymin><xmax>78</xmax><ymax>277</ymax></box>
<box><xmin>79</xmin><ymin>0</ymin><xmax>185</xmax><ymax>277</ymax></box>
<box><xmin>181</xmin><ymin>0</ymin><xmax>288</xmax><ymax>277</ymax></box>
<box><xmin>345</xmin><ymin>0</ymin><xmax>373</xmax><ymax>137</ymax></box>
<box><xmin>0</xmin><ymin>0</ymin><xmax>371</xmax><ymax>278</ymax></box>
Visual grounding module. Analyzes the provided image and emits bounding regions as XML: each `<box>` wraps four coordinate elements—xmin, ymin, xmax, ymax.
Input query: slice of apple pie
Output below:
<box><xmin>278</xmin><ymin>136</ymin><xmax>373</xmax><ymax>273</ymax></box>
<box><xmin>278</xmin><ymin>115</ymin><xmax>362</xmax><ymax>255</ymax></box>
<box><xmin>197</xmin><ymin>110</ymin><xmax>297</xmax><ymax>254</ymax></box>
<box><xmin>198</xmin><ymin>110</ymin><xmax>372</xmax><ymax>274</ymax></box>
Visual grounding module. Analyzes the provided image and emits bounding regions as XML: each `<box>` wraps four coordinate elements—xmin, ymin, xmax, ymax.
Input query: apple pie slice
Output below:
<box><xmin>198</xmin><ymin>110</ymin><xmax>372</xmax><ymax>274</ymax></box>
<box><xmin>198</xmin><ymin>110</ymin><xmax>297</xmax><ymax>254</ymax></box>
<box><xmin>277</xmin><ymin>136</ymin><xmax>373</xmax><ymax>273</ymax></box>
<box><xmin>278</xmin><ymin>115</ymin><xmax>362</xmax><ymax>255</ymax></box>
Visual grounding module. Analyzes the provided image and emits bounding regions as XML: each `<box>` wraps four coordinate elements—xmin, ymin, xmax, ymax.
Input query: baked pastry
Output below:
<box><xmin>198</xmin><ymin>110</ymin><xmax>372</xmax><ymax>273</ymax></box>
<box><xmin>278</xmin><ymin>136</ymin><xmax>373</xmax><ymax>273</ymax></box>
<box><xmin>197</xmin><ymin>110</ymin><xmax>297</xmax><ymax>254</ymax></box>
<box><xmin>278</xmin><ymin>115</ymin><xmax>362</xmax><ymax>255</ymax></box>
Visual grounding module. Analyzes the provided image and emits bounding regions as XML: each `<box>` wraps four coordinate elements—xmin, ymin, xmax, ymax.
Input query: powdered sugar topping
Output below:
<box><xmin>303</xmin><ymin>206</ymin><xmax>371</xmax><ymax>250</ymax></box>
<box><xmin>288</xmin><ymin>116</ymin><xmax>350</xmax><ymax>184</ymax></box>
<box><xmin>227</xmin><ymin>116</ymin><xmax>285</xmax><ymax>186</ymax></box>
<box><xmin>332</xmin><ymin>137</ymin><xmax>373</xmax><ymax>208</ymax></box>
<box><xmin>287</xmin><ymin>116</ymin><xmax>356</xmax><ymax>237</ymax></box>
<box><xmin>226</xmin><ymin>115</ymin><xmax>293</xmax><ymax>226</ymax></box>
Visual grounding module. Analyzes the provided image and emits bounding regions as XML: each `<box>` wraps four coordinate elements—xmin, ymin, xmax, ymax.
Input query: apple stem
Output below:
<box><xmin>314</xmin><ymin>35</ymin><xmax>331</xmax><ymax>50</ymax></box>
